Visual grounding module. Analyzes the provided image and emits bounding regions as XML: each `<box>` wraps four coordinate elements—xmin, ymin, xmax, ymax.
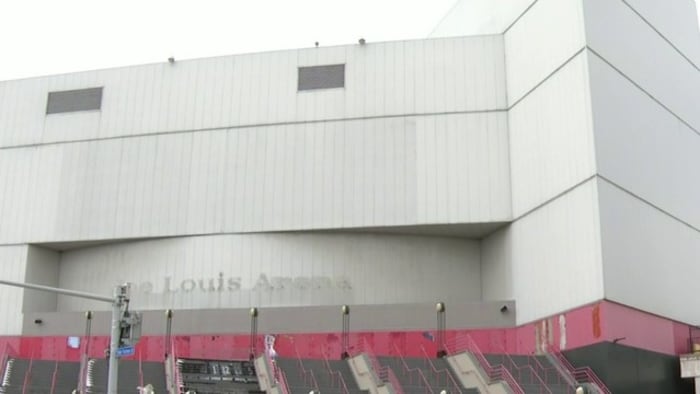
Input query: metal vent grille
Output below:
<box><xmin>46</xmin><ymin>87</ymin><xmax>103</xmax><ymax>114</ymax></box>
<box><xmin>298</xmin><ymin>64</ymin><xmax>345</xmax><ymax>91</ymax></box>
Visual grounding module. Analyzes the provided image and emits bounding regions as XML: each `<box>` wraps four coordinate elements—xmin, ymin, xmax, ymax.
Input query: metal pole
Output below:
<box><xmin>106</xmin><ymin>295</ymin><xmax>122</xmax><ymax>394</ymax></box>
<box><xmin>0</xmin><ymin>279</ymin><xmax>113</xmax><ymax>303</ymax></box>
<box><xmin>0</xmin><ymin>279</ymin><xmax>128</xmax><ymax>394</ymax></box>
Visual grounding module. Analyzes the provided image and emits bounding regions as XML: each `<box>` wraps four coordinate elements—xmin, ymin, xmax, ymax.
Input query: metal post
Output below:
<box><xmin>106</xmin><ymin>283</ymin><xmax>129</xmax><ymax>394</ymax></box>
<box><xmin>249</xmin><ymin>308</ymin><xmax>258</xmax><ymax>360</ymax></box>
<box><xmin>436</xmin><ymin>302</ymin><xmax>446</xmax><ymax>358</ymax></box>
<box><xmin>341</xmin><ymin>305</ymin><xmax>350</xmax><ymax>359</ymax></box>
<box><xmin>0</xmin><ymin>279</ymin><xmax>130</xmax><ymax>394</ymax></box>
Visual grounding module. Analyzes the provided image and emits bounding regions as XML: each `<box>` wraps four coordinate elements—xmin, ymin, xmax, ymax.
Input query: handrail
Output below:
<box><xmin>355</xmin><ymin>339</ymin><xmax>404</xmax><ymax>394</ymax></box>
<box><xmin>418</xmin><ymin>345</ymin><xmax>463</xmax><ymax>394</ymax></box>
<box><xmin>49</xmin><ymin>361</ymin><xmax>59</xmax><ymax>394</ymax></box>
<box><xmin>138</xmin><ymin>350</ymin><xmax>145</xmax><ymax>390</ymax></box>
<box><xmin>21</xmin><ymin>351</ymin><xmax>34</xmax><ymax>394</ymax></box>
<box><xmin>293</xmin><ymin>347</ymin><xmax>320</xmax><ymax>392</ymax></box>
<box><xmin>380</xmin><ymin>367</ymin><xmax>405</xmax><ymax>394</ymax></box>
<box><xmin>488</xmin><ymin>340</ymin><xmax>553</xmax><ymax>394</ymax></box>
<box><xmin>170</xmin><ymin>338</ymin><xmax>183</xmax><ymax>394</ymax></box>
<box><xmin>551</xmin><ymin>351</ymin><xmax>611</xmax><ymax>394</ymax></box>
<box><xmin>445</xmin><ymin>334</ymin><xmax>524</xmax><ymax>394</ymax></box>
<box><xmin>0</xmin><ymin>342</ymin><xmax>16</xmax><ymax>386</ymax></box>
<box><xmin>78</xmin><ymin>353</ymin><xmax>87</xmax><ymax>394</ymax></box>
<box><xmin>321</xmin><ymin>351</ymin><xmax>350</xmax><ymax>394</ymax></box>
<box><xmin>390</xmin><ymin>343</ymin><xmax>434</xmax><ymax>394</ymax></box>
<box><xmin>264</xmin><ymin>352</ymin><xmax>290</xmax><ymax>394</ymax></box>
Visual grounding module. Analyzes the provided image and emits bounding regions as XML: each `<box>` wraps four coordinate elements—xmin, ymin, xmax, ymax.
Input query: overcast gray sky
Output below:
<box><xmin>0</xmin><ymin>0</ymin><xmax>698</xmax><ymax>82</ymax></box>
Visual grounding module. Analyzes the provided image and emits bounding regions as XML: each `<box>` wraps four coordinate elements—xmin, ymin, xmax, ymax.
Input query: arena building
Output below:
<box><xmin>0</xmin><ymin>0</ymin><xmax>699</xmax><ymax>392</ymax></box>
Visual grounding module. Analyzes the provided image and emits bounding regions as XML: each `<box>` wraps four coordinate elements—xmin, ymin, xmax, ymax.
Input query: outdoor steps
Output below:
<box><xmin>483</xmin><ymin>354</ymin><xmax>572</xmax><ymax>394</ymax></box>
<box><xmin>276</xmin><ymin>357</ymin><xmax>367</xmax><ymax>394</ymax></box>
<box><xmin>87</xmin><ymin>359</ymin><xmax>167</xmax><ymax>393</ymax></box>
<box><xmin>0</xmin><ymin>358</ymin><xmax>80</xmax><ymax>394</ymax></box>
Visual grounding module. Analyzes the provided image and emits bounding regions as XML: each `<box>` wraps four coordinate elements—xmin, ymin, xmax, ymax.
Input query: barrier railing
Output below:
<box><xmin>445</xmin><ymin>334</ymin><xmax>524</xmax><ymax>394</ymax></box>
<box><xmin>21</xmin><ymin>352</ymin><xmax>34</xmax><ymax>394</ymax></box>
<box><xmin>355</xmin><ymin>339</ymin><xmax>404</xmax><ymax>394</ymax></box>
<box><xmin>418</xmin><ymin>345</ymin><xmax>463</xmax><ymax>394</ymax></box>
<box><xmin>487</xmin><ymin>339</ymin><xmax>555</xmax><ymax>394</ymax></box>
<box><xmin>0</xmin><ymin>342</ymin><xmax>18</xmax><ymax>386</ymax></box>
<box><xmin>78</xmin><ymin>353</ymin><xmax>88</xmax><ymax>394</ymax></box>
<box><xmin>50</xmin><ymin>361</ymin><xmax>59</xmax><ymax>394</ymax></box>
<box><xmin>551</xmin><ymin>351</ymin><xmax>611</xmax><ymax>394</ymax></box>
<box><xmin>390</xmin><ymin>343</ymin><xmax>434</xmax><ymax>394</ymax></box>
<box><xmin>321</xmin><ymin>351</ymin><xmax>350</xmax><ymax>394</ymax></box>
<box><xmin>293</xmin><ymin>347</ymin><xmax>320</xmax><ymax>392</ymax></box>
<box><xmin>138</xmin><ymin>351</ymin><xmax>145</xmax><ymax>390</ymax></box>
<box><xmin>169</xmin><ymin>338</ymin><xmax>183</xmax><ymax>394</ymax></box>
<box><xmin>263</xmin><ymin>352</ymin><xmax>290</xmax><ymax>394</ymax></box>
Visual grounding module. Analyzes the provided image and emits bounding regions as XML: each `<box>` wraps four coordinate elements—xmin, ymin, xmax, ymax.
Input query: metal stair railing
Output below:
<box><xmin>419</xmin><ymin>345</ymin><xmax>463</xmax><ymax>394</ymax></box>
<box><xmin>293</xmin><ymin>347</ymin><xmax>320</xmax><ymax>392</ymax></box>
<box><xmin>445</xmin><ymin>334</ymin><xmax>524</xmax><ymax>394</ymax></box>
<box><xmin>488</xmin><ymin>340</ymin><xmax>553</xmax><ymax>394</ymax></box>
<box><xmin>355</xmin><ymin>339</ymin><xmax>404</xmax><ymax>394</ymax></box>
<box><xmin>321</xmin><ymin>351</ymin><xmax>351</xmax><ymax>394</ymax></box>
<box><xmin>390</xmin><ymin>343</ymin><xmax>434</xmax><ymax>394</ymax></box>
<box><xmin>550</xmin><ymin>351</ymin><xmax>611</xmax><ymax>394</ymax></box>
<box><xmin>50</xmin><ymin>361</ymin><xmax>59</xmax><ymax>394</ymax></box>
<box><xmin>170</xmin><ymin>338</ymin><xmax>184</xmax><ymax>394</ymax></box>
<box><xmin>21</xmin><ymin>354</ymin><xmax>34</xmax><ymax>394</ymax></box>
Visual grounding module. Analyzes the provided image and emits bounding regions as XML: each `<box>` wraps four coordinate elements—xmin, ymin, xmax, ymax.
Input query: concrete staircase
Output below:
<box><xmin>0</xmin><ymin>358</ymin><xmax>80</xmax><ymax>394</ymax></box>
<box><xmin>377</xmin><ymin>357</ymin><xmax>478</xmax><ymax>394</ymax></box>
<box><xmin>86</xmin><ymin>359</ymin><xmax>167</xmax><ymax>393</ymax></box>
<box><xmin>276</xmin><ymin>357</ymin><xmax>368</xmax><ymax>394</ymax></box>
<box><xmin>484</xmin><ymin>354</ymin><xmax>572</xmax><ymax>394</ymax></box>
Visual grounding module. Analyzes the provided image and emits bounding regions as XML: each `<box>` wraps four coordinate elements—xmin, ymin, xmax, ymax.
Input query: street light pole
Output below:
<box><xmin>0</xmin><ymin>279</ymin><xmax>130</xmax><ymax>394</ymax></box>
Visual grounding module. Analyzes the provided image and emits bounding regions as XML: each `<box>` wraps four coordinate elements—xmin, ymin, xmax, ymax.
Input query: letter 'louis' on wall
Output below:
<box><xmin>136</xmin><ymin>272</ymin><xmax>352</xmax><ymax>295</ymax></box>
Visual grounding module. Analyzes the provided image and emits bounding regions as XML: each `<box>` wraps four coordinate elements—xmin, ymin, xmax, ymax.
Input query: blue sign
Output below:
<box><xmin>116</xmin><ymin>346</ymin><xmax>135</xmax><ymax>357</ymax></box>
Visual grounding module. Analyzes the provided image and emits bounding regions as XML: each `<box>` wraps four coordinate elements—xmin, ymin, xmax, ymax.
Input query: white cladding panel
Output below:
<box><xmin>0</xmin><ymin>246</ymin><xmax>29</xmax><ymax>335</ymax></box>
<box><xmin>0</xmin><ymin>35</ymin><xmax>506</xmax><ymax>148</ymax></box>
<box><xmin>623</xmin><ymin>0</ymin><xmax>700</xmax><ymax>66</ymax></box>
<box><xmin>487</xmin><ymin>179</ymin><xmax>603</xmax><ymax>324</ymax></box>
<box><xmin>429</xmin><ymin>0</ymin><xmax>534</xmax><ymax>37</ymax></box>
<box><xmin>23</xmin><ymin>246</ymin><xmax>60</xmax><ymax>313</ymax></box>
<box><xmin>598</xmin><ymin>179</ymin><xmax>700</xmax><ymax>326</ymax></box>
<box><xmin>0</xmin><ymin>113</ymin><xmax>511</xmax><ymax>244</ymax></box>
<box><xmin>57</xmin><ymin>233</ymin><xmax>481</xmax><ymax>311</ymax></box>
<box><xmin>504</xmin><ymin>0</ymin><xmax>586</xmax><ymax>105</ymax></box>
<box><xmin>508</xmin><ymin>53</ymin><xmax>596</xmax><ymax>217</ymax></box>
<box><xmin>583</xmin><ymin>0</ymin><xmax>700</xmax><ymax>131</ymax></box>
<box><xmin>589</xmin><ymin>54</ymin><xmax>700</xmax><ymax>229</ymax></box>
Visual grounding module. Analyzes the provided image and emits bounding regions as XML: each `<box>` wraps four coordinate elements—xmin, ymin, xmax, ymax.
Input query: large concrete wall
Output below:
<box><xmin>0</xmin><ymin>35</ymin><xmax>506</xmax><ymax>148</ymax></box>
<box><xmin>584</xmin><ymin>0</ymin><xmax>700</xmax><ymax>324</ymax></box>
<box><xmin>482</xmin><ymin>0</ymin><xmax>603</xmax><ymax>324</ymax></box>
<box><xmin>0</xmin><ymin>246</ymin><xmax>29</xmax><ymax>335</ymax></box>
<box><xmin>0</xmin><ymin>112</ymin><xmax>511</xmax><ymax>245</ymax></box>
<box><xmin>56</xmin><ymin>233</ymin><xmax>482</xmax><ymax>311</ymax></box>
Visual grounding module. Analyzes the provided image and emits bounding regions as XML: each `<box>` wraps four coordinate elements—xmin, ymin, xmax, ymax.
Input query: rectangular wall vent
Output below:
<box><xmin>298</xmin><ymin>64</ymin><xmax>345</xmax><ymax>91</ymax></box>
<box><xmin>46</xmin><ymin>87</ymin><xmax>103</xmax><ymax>114</ymax></box>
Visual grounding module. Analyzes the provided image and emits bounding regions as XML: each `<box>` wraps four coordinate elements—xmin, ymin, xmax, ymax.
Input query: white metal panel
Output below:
<box><xmin>623</xmin><ymin>0</ymin><xmax>700</xmax><ymax>66</ymax></box>
<box><xmin>430</xmin><ymin>0</ymin><xmax>535</xmax><ymax>37</ymax></box>
<box><xmin>0</xmin><ymin>111</ymin><xmax>510</xmax><ymax>244</ymax></box>
<box><xmin>508</xmin><ymin>53</ymin><xmax>596</xmax><ymax>217</ymax></box>
<box><xmin>56</xmin><ymin>233</ymin><xmax>481</xmax><ymax>311</ymax></box>
<box><xmin>0</xmin><ymin>35</ymin><xmax>506</xmax><ymax>149</ymax></box>
<box><xmin>504</xmin><ymin>0</ymin><xmax>586</xmax><ymax>105</ymax></box>
<box><xmin>583</xmin><ymin>0</ymin><xmax>700</xmax><ymax>131</ymax></box>
<box><xmin>0</xmin><ymin>245</ymin><xmax>29</xmax><ymax>335</ymax></box>
<box><xmin>589</xmin><ymin>54</ymin><xmax>700</xmax><ymax>230</ymax></box>
<box><xmin>23</xmin><ymin>246</ymin><xmax>60</xmax><ymax>313</ymax></box>
<box><xmin>507</xmin><ymin>179</ymin><xmax>603</xmax><ymax>324</ymax></box>
<box><xmin>598</xmin><ymin>178</ymin><xmax>700</xmax><ymax>325</ymax></box>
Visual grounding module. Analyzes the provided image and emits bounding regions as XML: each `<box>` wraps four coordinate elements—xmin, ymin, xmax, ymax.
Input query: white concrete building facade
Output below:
<box><xmin>0</xmin><ymin>3</ymin><xmax>699</xmax><ymax>381</ymax></box>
